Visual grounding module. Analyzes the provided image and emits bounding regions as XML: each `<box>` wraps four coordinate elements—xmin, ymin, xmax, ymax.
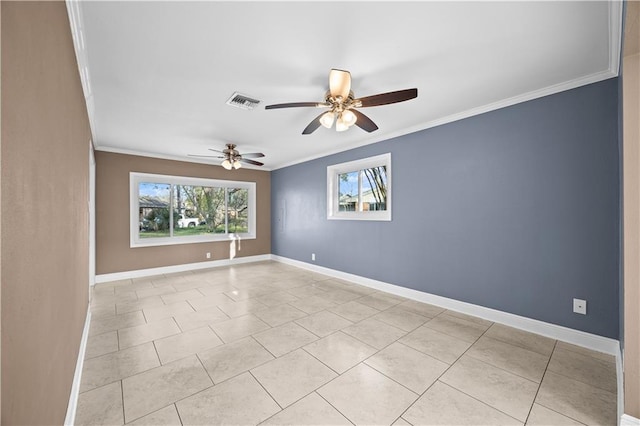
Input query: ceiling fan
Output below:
<box><xmin>265</xmin><ymin>69</ymin><xmax>418</xmax><ymax>135</ymax></box>
<box><xmin>188</xmin><ymin>144</ymin><xmax>264</xmax><ymax>170</ymax></box>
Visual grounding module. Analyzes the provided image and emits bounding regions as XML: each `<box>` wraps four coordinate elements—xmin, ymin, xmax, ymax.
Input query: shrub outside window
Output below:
<box><xmin>327</xmin><ymin>153</ymin><xmax>391</xmax><ymax>221</ymax></box>
<box><xmin>130</xmin><ymin>172</ymin><xmax>256</xmax><ymax>247</ymax></box>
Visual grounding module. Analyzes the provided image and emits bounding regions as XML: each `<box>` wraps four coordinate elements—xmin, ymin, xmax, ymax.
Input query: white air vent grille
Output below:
<box><xmin>226</xmin><ymin>92</ymin><xmax>260</xmax><ymax>110</ymax></box>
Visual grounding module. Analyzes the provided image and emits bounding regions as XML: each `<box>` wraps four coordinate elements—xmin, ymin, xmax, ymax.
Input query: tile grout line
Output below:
<box><xmin>395</xmin><ymin>318</ymin><xmax>524</xmax><ymax>424</ymax></box>
<box><xmin>523</xmin><ymin>339</ymin><xmax>558</xmax><ymax>424</ymax></box>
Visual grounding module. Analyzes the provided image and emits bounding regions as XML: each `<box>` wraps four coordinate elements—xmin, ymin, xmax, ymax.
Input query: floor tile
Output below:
<box><xmin>122</xmin><ymin>355</ymin><xmax>213</xmax><ymax>422</ymax></box>
<box><xmin>143</xmin><ymin>301</ymin><xmax>194</xmax><ymax>323</ymax></box>
<box><xmin>91</xmin><ymin>292</ymin><xmax>137</xmax><ymax>307</ymax></box>
<box><xmin>196</xmin><ymin>282</ymin><xmax>237</xmax><ymax>296</ymax></box>
<box><xmin>176</xmin><ymin>372</ymin><xmax>280</xmax><ymax>425</ymax></box>
<box><xmin>555</xmin><ymin>341</ymin><xmax>615</xmax><ymax>363</ymax></box>
<box><xmin>466</xmin><ymin>336</ymin><xmax>549</xmax><ymax>382</ymax></box>
<box><xmin>254</xmin><ymin>304</ymin><xmax>308</xmax><ymax>327</ymax></box>
<box><xmin>365</xmin><ymin>342</ymin><xmax>448</xmax><ymax>393</ymax></box>
<box><xmin>535</xmin><ymin>370</ymin><xmax>616</xmax><ymax>426</ymax></box>
<box><xmin>198</xmin><ymin>337</ymin><xmax>274</xmax><ymax>384</ymax></box>
<box><xmin>154</xmin><ymin>326</ymin><xmax>223</xmax><ymax>364</ymax></box>
<box><xmin>225</xmin><ymin>286</ymin><xmax>274</xmax><ymax>301</ymax></box>
<box><xmin>260</xmin><ymin>392</ymin><xmax>351</xmax><ymax>426</ymax></box>
<box><xmin>253</xmin><ymin>322</ymin><xmax>318</xmax><ymax>357</ymax></box>
<box><xmin>136</xmin><ymin>286</ymin><xmax>176</xmax><ymax>300</ymax></box>
<box><xmin>373</xmin><ymin>306</ymin><xmax>429</xmax><ymax>331</ymax></box>
<box><xmin>526</xmin><ymin>403</ymin><xmax>584</xmax><ymax>425</ymax></box>
<box><xmin>289</xmin><ymin>295</ymin><xmax>337</xmax><ymax>314</ymax></box>
<box><xmin>128</xmin><ymin>405</ymin><xmax>181</xmax><ymax>426</ymax></box>
<box><xmin>485</xmin><ymin>323</ymin><xmax>556</xmax><ymax>356</ymax></box>
<box><xmin>210</xmin><ymin>314</ymin><xmax>270</xmax><ymax>343</ymax></box>
<box><xmin>342</xmin><ymin>318</ymin><xmax>407</xmax><ymax>349</ymax></box>
<box><xmin>80</xmin><ymin>342</ymin><xmax>160</xmax><ymax>392</ymax></box>
<box><xmin>440</xmin><ymin>355</ymin><xmax>538</xmax><ymax>422</ymax></box>
<box><xmin>396</xmin><ymin>300</ymin><xmax>446</xmax><ymax>318</ymax></box>
<box><xmin>78</xmin><ymin>263</ymin><xmax>617</xmax><ymax>426</ymax></box>
<box><xmin>118</xmin><ymin>318</ymin><xmax>181</xmax><ymax>349</ymax></box>
<box><xmin>385</xmin><ymin>321</ymin><xmax>470</xmax><ymax>364</ymax></box>
<box><xmin>303</xmin><ymin>331</ymin><xmax>377</xmax><ymax>374</ymax></box>
<box><xmin>295</xmin><ymin>310</ymin><xmax>353</xmax><ymax>337</ymax></box>
<box><xmin>173</xmin><ymin>306</ymin><xmax>228</xmax><ymax>331</ymax></box>
<box><xmin>75</xmin><ymin>382</ymin><xmax>124</xmax><ymax>426</ymax></box>
<box><xmin>547</xmin><ymin>347</ymin><xmax>617</xmax><ymax>393</ymax></box>
<box><xmin>255</xmin><ymin>291</ymin><xmax>300</xmax><ymax>307</ymax></box>
<box><xmin>329</xmin><ymin>300</ymin><xmax>380</xmax><ymax>322</ymax></box>
<box><xmin>90</xmin><ymin>304</ymin><xmax>117</xmax><ymax>319</ymax></box>
<box><xmin>90</xmin><ymin>311</ymin><xmax>146</xmax><ymax>336</ymax></box>
<box><xmin>161</xmin><ymin>288</ymin><xmax>205</xmax><ymax>305</ymax></box>
<box><xmin>84</xmin><ymin>331</ymin><xmax>118</xmax><ymax>360</ymax></box>
<box><xmin>316</xmin><ymin>289</ymin><xmax>362</xmax><ymax>304</ymax></box>
<box><xmin>423</xmin><ymin>314</ymin><xmax>489</xmax><ymax>343</ymax></box>
<box><xmin>252</xmin><ymin>349</ymin><xmax>337</xmax><ymax>407</ymax></box>
<box><xmin>216</xmin><ymin>299</ymin><xmax>269</xmax><ymax>318</ymax></box>
<box><xmin>357</xmin><ymin>292</ymin><xmax>404</xmax><ymax>310</ymax></box>
<box><xmin>318</xmin><ymin>363</ymin><xmax>417</xmax><ymax>425</ymax></box>
<box><xmin>186</xmin><ymin>293</ymin><xmax>234</xmax><ymax>311</ymax></box>
<box><xmin>116</xmin><ymin>296</ymin><xmax>164</xmax><ymax>315</ymax></box>
<box><xmin>402</xmin><ymin>381</ymin><xmax>522</xmax><ymax>426</ymax></box>
<box><xmin>287</xmin><ymin>285</ymin><xmax>327</xmax><ymax>298</ymax></box>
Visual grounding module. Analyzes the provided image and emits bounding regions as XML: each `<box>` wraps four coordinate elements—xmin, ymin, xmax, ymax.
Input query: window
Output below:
<box><xmin>130</xmin><ymin>172</ymin><xmax>256</xmax><ymax>247</ymax></box>
<box><xmin>327</xmin><ymin>153</ymin><xmax>391</xmax><ymax>221</ymax></box>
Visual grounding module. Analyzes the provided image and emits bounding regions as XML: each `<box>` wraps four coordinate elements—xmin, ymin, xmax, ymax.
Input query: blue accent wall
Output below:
<box><xmin>271</xmin><ymin>79</ymin><xmax>620</xmax><ymax>339</ymax></box>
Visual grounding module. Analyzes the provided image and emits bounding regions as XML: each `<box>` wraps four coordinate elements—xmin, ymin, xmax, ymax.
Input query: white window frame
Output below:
<box><xmin>130</xmin><ymin>172</ymin><xmax>256</xmax><ymax>248</ymax></box>
<box><xmin>327</xmin><ymin>153</ymin><xmax>391</xmax><ymax>221</ymax></box>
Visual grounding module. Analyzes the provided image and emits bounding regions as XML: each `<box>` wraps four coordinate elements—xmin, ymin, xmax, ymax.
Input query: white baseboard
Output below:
<box><xmin>622</xmin><ymin>414</ymin><xmax>640</xmax><ymax>426</ymax></box>
<box><xmin>64</xmin><ymin>304</ymin><xmax>91</xmax><ymax>426</ymax></box>
<box><xmin>618</xmin><ymin>345</ymin><xmax>624</xmax><ymax>425</ymax></box>
<box><xmin>272</xmin><ymin>255</ymin><xmax>620</xmax><ymax>356</ymax></box>
<box><xmin>94</xmin><ymin>254</ymin><xmax>272</xmax><ymax>284</ymax></box>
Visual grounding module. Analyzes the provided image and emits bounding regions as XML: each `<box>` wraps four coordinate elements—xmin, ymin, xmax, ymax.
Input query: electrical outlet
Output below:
<box><xmin>311</xmin><ymin>253</ymin><xmax>316</xmax><ymax>261</ymax></box>
<box><xmin>206</xmin><ymin>252</ymin><xmax>211</xmax><ymax>259</ymax></box>
<box><xmin>573</xmin><ymin>298</ymin><xmax>587</xmax><ymax>315</ymax></box>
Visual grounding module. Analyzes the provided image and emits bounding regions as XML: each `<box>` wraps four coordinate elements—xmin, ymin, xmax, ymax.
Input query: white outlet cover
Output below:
<box><xmin>573</xmin><ymin>298</ymin><xmax>587</xmax><ymax>315</ymax></box>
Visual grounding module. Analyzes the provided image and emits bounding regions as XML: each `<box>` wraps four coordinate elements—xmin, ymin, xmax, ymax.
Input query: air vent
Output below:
<box><xmin>226</xmin><ymin>92</ymin><xmax>260</xmax><ymax>110</ymax></box>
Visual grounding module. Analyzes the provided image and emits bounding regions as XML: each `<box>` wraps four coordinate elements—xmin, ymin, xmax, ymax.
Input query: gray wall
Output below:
<box><xmin>272</xmin><ymin>79</ymin><xmax>620</xmax><ymax>339</ymax></box>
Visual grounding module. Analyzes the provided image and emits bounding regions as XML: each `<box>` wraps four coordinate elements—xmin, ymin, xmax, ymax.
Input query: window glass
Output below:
<box><xmin>130</xmin><ymin>173</ymin><xmax>256</xmax><ymax>247</ymax></box>
<box><xmin>138</xmin><ymin>182</ymin><xmax>171</xmax><ymax>238</ymax></box>
<box><xmin>327</xmin><ymin>153</ymin><xmax>391</xmax><ymax>221</ymax></box>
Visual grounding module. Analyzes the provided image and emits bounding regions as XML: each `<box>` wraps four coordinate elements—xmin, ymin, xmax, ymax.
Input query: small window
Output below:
<box><xmin>130</xmin><ymin>173</ymin><xmax>256</xmax><ymax>247</ymax></box>
<box><xmin>327</xmin><ymin>153</ymin><xmax>391</xmax><ymax>221</ymax></box>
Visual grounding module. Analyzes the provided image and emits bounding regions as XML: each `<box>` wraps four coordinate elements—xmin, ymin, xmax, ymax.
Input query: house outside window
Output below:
<box><xmin>130</xmin><ymin>172</ymin><xmax>256</xmax><ymax>247</ymax></box>
<box><xmin>327</xmin><ymin>153</ymin><xmax>391</xmax><ymax>221</ymax></box>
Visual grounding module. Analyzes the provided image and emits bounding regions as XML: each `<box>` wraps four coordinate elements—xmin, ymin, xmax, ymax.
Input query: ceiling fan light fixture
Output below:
<box><xmin>320</xmin><ymin>111</ymin><xmax>335</xmax><ymax>128</ymax></box>
<box><xmin>335</xmin><ymin>115</ymin><xmax>349</xmax><ymax>132</ymax></box>
<box><xmin>233</xmin><ymin>160</ymin><xmax>242</xmax><ymax>169</ymax></box>
<box><xmin>221</xmin><ymin>159</ymin><xmax>233</xmax><ymax>170</ymax></box>
<box><xmin>341</xmin><ymin>109</ymin><xmax>357</xmax><ymax>127</ymax></box>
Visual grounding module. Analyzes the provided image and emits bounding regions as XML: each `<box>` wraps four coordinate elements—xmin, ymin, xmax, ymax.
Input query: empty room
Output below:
<box><xmin>2</xmin><ymin>1</ymin><xmax>639</xmax><ymax>425</ymax></box>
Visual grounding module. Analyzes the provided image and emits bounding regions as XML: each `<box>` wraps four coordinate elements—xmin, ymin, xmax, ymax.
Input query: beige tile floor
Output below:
<box><xmin>76</xmin><ymin>261</ymin><xmax>617</xmax><ymax>425</ymax></box>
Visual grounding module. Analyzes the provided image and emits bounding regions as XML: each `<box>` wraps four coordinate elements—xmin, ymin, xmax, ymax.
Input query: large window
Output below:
<box><xmin>327</xmin><ymin>153</ymin><xmax>391</xmax><ymax>221</ymax></box>
<box><xmin>130</xmin><ymin>173</ymin><xmax>256</xmax><ymax>247</ymax></box>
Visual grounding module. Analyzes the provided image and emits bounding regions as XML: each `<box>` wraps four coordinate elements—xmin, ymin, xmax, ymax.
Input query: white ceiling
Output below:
<box><xmin>68</xmin><ymin>1</ymin><xmax>622</xmax><ymax>170</ymax></box>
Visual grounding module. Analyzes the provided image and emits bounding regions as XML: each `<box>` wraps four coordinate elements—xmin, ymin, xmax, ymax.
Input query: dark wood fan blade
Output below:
<box><xmin>207</xmin><ymin>148</ymin><xmax>224</xmax><ymax>153</ymax></box>
<box><xmin>241</xmin><ymin>152</ymin><xmax>265</xmax><ymax>158</ymax></box>
<box><xmin>351</xmin><ymin>110</ymin><xmax>379</xmax><ymax>133</ymax></box>
<box><xmin>188</xmin><ymin>154</ymin><xmax>224</xmax><ymax>158</ymax></box>
<box><xmin>265</xmin><ymin>102</ymin><xmax>328</xmax><ymax>110</ymax></box>
<box><xmin>302</xmin><ymin>112</ymin><xmax>326</xmax><ymax>135</ymax></box>
<box><xmin>240</xmin><ymin>158</ymin><xmax>264</xmax><ymax>166</ymax></box>
<box><xmin>355</xmin><ymin>88</ymin><xmax>418</xmax><ymax>108</ymax></box>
